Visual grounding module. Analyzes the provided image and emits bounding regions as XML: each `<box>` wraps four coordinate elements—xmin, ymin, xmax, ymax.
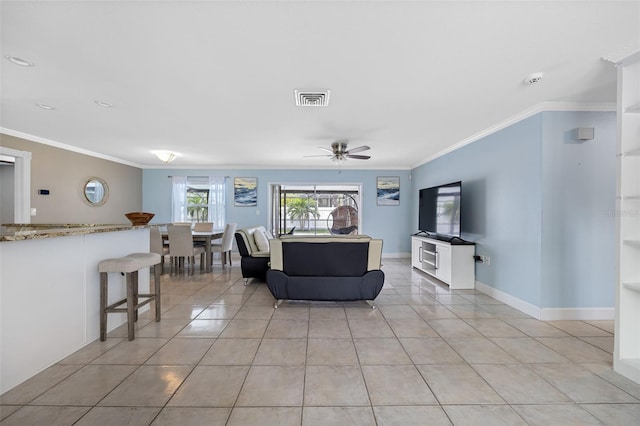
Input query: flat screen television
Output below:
<box><xmin>418</xmin><ymin>181</ymin><xmax>462</xmax><ymax>239</ymax></box>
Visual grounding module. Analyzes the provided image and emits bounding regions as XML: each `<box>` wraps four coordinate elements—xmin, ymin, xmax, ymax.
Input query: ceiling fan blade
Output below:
<box><xmin>317</xmin><ymin>147</ymin><xmax>334</xmax><ymax>154</ymax></box>
<box><xmin>346</xmin><ymin>154</ymin><xmax>371</xmax><ymax>160</ymax></box>
<box><xmin>304</xmin><ymin>154</ymin><xmax>333</xmax><ymax>158</ymax></box>
<box><xmin>345</xmin><ymin>145</ymin><xmax>370</xmax><ymax>154</ymax></box>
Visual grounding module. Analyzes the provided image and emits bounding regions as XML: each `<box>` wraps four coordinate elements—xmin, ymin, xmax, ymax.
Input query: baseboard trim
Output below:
<box><xmin>474</xmin><ymin>281</ymin><xmax>614</xmax><ymax>321</ymax></box>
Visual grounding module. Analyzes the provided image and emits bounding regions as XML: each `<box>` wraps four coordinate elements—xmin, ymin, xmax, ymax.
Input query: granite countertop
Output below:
<box><xmin>0</xmin><ymin>224</ymin><xmax>154</xmax><ymax>242</ymax></box>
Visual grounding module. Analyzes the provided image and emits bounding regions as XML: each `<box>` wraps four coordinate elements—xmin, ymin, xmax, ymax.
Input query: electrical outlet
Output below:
<box><xmin>485</xmin><ymin>256</ymin><xmax>491</xmax><ymax>266</ymax></box>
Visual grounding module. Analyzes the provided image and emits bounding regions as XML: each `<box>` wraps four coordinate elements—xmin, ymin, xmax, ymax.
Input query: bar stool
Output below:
<box><xmin>98</xmin><ymin>252</ymin><xmax>161</xmax><ymax>341</ymax></box>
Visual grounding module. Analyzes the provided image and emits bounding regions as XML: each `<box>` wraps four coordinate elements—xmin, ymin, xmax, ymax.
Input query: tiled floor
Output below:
<box><xmin>2</xmin><ymin>258</ymin><xmax>639</xmax><ymax>425</ymax></box>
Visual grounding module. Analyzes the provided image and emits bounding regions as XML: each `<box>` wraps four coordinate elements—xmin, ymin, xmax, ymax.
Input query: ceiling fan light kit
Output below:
<box><xmin>307</xmin><ymin>140</ymin><xmax>372</xmax><ymax>164</ymax></box>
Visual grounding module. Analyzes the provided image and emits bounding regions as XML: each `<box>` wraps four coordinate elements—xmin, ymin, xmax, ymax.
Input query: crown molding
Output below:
<box><xmin>411</xmin><ymin>101</ymin><xmax>616</xmax><ymax>169</ymax></box>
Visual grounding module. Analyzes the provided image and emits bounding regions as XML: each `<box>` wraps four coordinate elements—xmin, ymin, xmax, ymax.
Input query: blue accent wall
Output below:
<box><xmin>143</xmin><ymin>168</ymin><xmax>412</xmax><ymax>255</ymax></box>
<box><xmin>410</xmin><ymin>111</ymin><xmax>616</xmax><ymax>309</ymax></box>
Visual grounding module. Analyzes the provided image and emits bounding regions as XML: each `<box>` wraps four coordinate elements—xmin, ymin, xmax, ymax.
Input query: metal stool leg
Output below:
<box><xmin>154</xmin><ymin>264</ymin><xmax>161</xmax><ymax>322</ymax></box>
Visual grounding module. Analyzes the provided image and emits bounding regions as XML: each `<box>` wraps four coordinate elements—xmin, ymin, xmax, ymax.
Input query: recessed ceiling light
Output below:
<box><xmin>36</xmin><ymin>103</ymin><xmax>55</xmax><ymax>110</ymax></box>
<box><xmin>94</xmin><ymin>100</ymin><xmax>113</xmax><ymax>108</ymax></box>
<box><xmin>5</xmin><ymin>56</ymin><xmax>34</xmax><ymax>67</ymax></box>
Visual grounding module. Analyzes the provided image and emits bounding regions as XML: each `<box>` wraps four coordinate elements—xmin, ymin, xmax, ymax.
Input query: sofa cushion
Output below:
<box><xmin>254</xmin><ymin>227</ymin><xmax>271</xmax><ymax>252</ymax></box>
<box><xmin>281</xmin><ymin>242</ymin><xmax>369</xmax><ymax>277</ymax></box>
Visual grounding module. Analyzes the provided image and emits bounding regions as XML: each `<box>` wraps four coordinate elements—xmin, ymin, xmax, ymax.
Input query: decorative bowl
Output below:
<box><xmin>125</xmin><ymin>212</ymin><xmax>155</xmax><ymax>225</ymax></box>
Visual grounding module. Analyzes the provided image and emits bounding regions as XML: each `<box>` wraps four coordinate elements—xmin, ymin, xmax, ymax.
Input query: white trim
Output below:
<box><xmin>0</xmin><ymin>128</ymin><xmax>143</xmax><ymax>168</ymax></box>
<box><xmin>475</xmin><ymin>280</ymin><xmax>541</xmax><ymax>319</ymax></box>
<box><xmin>411</xmin><ymin>101</ymin><xmax>616</xmax><ymax>169</ymax></box>
<box><xmin>475</xmin><ymin>280</ymin><xmax>615</xmax><ymax>321</ymax></box>
<box><xmin>0</xmin><ymin>146</ymin><xmax>31</xmax><ymax>223</ymax></box>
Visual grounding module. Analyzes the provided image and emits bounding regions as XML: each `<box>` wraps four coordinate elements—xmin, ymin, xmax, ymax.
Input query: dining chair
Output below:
<box><xmin>167</xmin><ymin>224</ymin><xmax>205</xmax><ymax>274</ymax></box>
<box><xmin>149</xmin><ymin>226</ymin><xmax>170</xmax><ymax>274</ymax></box>
<box><xmin>193</xmin><ymin>222</ymin><xmax>214</xmax><ymax>232</ymax></box>
<box><xmin>211</xmin><ymin>223</ymin><xmax>237</xmax><ymax>267</ymax></box>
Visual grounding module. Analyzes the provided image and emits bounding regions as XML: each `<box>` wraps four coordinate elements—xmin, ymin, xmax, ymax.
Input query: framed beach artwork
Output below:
<box><xmin>377</xmin><ymin>176</ymin><xmax>400</xmax><ymax>206</ymax></box>
<box><xmin>234</xmin><ymin>177</ymin><xmax>257</xmax><ymax>206</ymax></box>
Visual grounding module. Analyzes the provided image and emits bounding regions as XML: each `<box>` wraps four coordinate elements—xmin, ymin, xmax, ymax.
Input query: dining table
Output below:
<box><xmin>162</xmin><ymin>229</ymin><xmax>223</xmax><ymax>273</ymax></box>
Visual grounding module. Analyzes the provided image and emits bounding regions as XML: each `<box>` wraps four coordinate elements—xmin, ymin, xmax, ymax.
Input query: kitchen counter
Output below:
<box><xmin>0</xmin><ymin>223</ymin><xmax>151</xmax><ymax>241</ymax></box>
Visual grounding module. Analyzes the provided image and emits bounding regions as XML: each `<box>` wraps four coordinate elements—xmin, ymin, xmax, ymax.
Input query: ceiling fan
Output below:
<box><xmin>306</xmin><ymin>140</ymin><xmax>371</xmax><ymax>164</ymax></box>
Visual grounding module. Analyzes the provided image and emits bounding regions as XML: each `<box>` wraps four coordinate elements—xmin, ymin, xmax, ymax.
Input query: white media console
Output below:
<box><xmin>411</xmin><ymin>235</ymin><xmax>475</xmax><ymax>289</ymax></box>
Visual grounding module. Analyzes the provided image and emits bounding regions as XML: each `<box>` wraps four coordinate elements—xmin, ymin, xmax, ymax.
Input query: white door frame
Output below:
<box><xmin>0</xmin><ymin>146</ymin><xmax>31</xmax><ymax>223</ymax></box>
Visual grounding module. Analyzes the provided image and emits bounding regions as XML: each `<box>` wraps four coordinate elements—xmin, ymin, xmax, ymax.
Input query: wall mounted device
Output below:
<box><xmin>38</xmin><ymin>189</ymin><xmax>50</xmax><ymax>195</ymax></box>
<box><xmin>577</xmin><ymin>127</ymin><xmax>594</xmax><ymax>140</ymax></box>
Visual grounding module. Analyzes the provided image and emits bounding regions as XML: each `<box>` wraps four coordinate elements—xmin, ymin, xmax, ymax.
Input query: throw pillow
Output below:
<box><xmin>254</xmin><ymin>228</ymin><xmax>270</xmax><ymax>252</ymax></box>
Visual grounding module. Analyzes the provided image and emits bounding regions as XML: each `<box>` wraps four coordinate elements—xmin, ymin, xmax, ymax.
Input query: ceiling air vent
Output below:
<box><xmin>294</xmin><ymin>89</ymin><xmax>330</xmax><ymax>107</ymax></box>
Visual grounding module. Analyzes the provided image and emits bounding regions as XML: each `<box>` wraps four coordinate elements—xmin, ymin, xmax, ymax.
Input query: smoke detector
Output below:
<box><xmin>294</xmin><ymin>89</ymin><xmax>330</xmax><ymax>107</ymax></box>
<box><xmin>524</xmin><ymin>72</ymin><xmax>544</xmax><ymax>85</ymax></box>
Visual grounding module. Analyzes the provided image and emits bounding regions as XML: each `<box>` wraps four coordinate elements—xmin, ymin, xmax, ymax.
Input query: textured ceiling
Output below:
<box><xmin>1</xmin><ymin>1</ymin><xmax>638</xmax><ymax>169</ymax></box>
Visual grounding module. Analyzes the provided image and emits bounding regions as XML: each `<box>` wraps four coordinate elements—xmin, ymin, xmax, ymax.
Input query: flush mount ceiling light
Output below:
<box><xmin>36</xmin><ymin>103</ymin><xmax>55</xmax><ymax>110</ymax></box>
<box><xmin>5</xmin><ymin>55</ymin><xmax>34</xmax><ymax>67</ymax></box>
<box><xmin>94</xmin><ymin>100</ymin><xmax>113</xmax><ymax>108</ymax></box>
<box><xmin>524</xmin><ymin>72</ymin><xmax>544</xmax><ymax>85</ymax></box>
<box><xmin>294</xmin><ymin>89</ymin><xmax>330</xmax><ymax>107</ymax></box>
<box><xmin>153</xmin><ymin>150</ymin><xmax>177</xmax><ymax>163</ymax></box>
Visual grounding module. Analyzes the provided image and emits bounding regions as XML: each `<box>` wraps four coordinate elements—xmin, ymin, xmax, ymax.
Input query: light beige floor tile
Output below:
<box><xmin>162</xmin><ymin>304</ymin><xmax>206</xmax><ymax>319</ymax></box>
<box><xmin>584</xmin><ymin>320</ymin><xmax>615</xmax><ymax>334</ymax></box>
<box><xmin>443</xmin><ymin>405</ymin><xmax>527</xmax><ymax>426</ymax></box>
<box><xmin>236</xmin><ymin>366</ymin><xmax>305</xmax><ymax>406</ymax></box>
<box><xmin>354</xmin><ymin>338</ymin><xmax>412</xmax><ymax>365</ymax></box>
<box><xmin>444</xmin><ymin>337</ymin><xmax>518</xmax><ymax>364</ymax></box>
<box><xmin>344</xmin><ymin>306</ymin><xmax>383</xmax><ymax>320</ymax></box>
<box><xmin>463</xmin><ymin>319</ymin><xmax>526</xmax><ymax>337</ymax></box>
<box><xmin>581</xmin><ymin>336</ymin><xmax>614</xmax><ymax>354</ymax></box>
<box><xmin>31</xmin><ymin>365</ymin><xmax>136</xmax><ymax>406</ymax></box>
<box><xmin>58</xmin><ymin>338</ymin><xmax>124</xmax><ymax>364</ymax></box>
<box><xmin>417</xmin><ymin>364</ymin><xmax>505</xmax><ymax>404</ymax></box>
<box><xmin>212</xmin><ymin>294</ymin><xmax>251</xmax><ymax>305</ymax></box>
<box><xmin>302</xmin><ymin>406</ymin><xmax>376</xmax><ymax>426</ymax></box>
<box><xmin>580</xmin><ymin>363</ymin><xmax>640</xmax><ymax>399</ymax></box>
<box><xmin>308</xmin><ymin>319</ymin><xmax>352</xmax><ymax>338</ymax></box>
<box><xmin>223</xmin><ymin>284</ymin><xmax>256</xmax><ymax>295</ymax></box>
<box><xmin>427</xmin><ymin>319</ymin><xmax>483</xmax><ymax>338</ymax></box>
<box><xmin>272</xmin><ymin>306</ymin><xmax>310</xmax><ymax>320</ymax></box>
<box><xmin>0</xmin><ymin>405</ymin><xmax>21</xmax><ymax>421</ymax></box>
<box><xmin>400</xmin><ymin>338</ymin><xmax>465</xmax><ymax>364</ymax></box>
<box><xmin>0</xmin><ymin>364</ymin><xmax>82</xmax><ymax>405</ymax></box>
<box><xmin>362</xmin><ymin>365</ymin><xmax>437</xmax><ymax>405</ymax></box>
<box><xmin>227</xmin><ymin>407</ymin><xmax>301</xmax><ymax>426</ymax></box>
<box><xmin>581</xmin><ymin>403</ymin><xmax>640</xmax><ymax>425</ymax></box>
<box><xmin>373</xmin><ymin>406</ymin><xmax>451</xmax><ymax>425</ymax></box>
<box><xmin>168</xmin><ymin>366</ymin><xmax>249</xmax><ymax>407</ymax></box>
<box><xmin>505</xmin><ymin>318</ymin><xmax>570</xmax><ymax>337</ymax></box>
<box><xmin>195</xmin><ymin>304</ymin><xmax>241</xmax><ymax>319</ymax></box>
<box><xmin>199</xmin><ymin>339</ymin><xmax>260</xmax><ymax>365</ymax></box>
<box><xmin>91</xmin><ymin>338</ymin><xmax>168</xmax><ymax>364</ymax></box>
<box><xmin>306</xmin><ymin>338</ymin><xmax>359</xmax><ymax>365</ymax></box>
<box><xmin>386</xmin><ymin>318</ymin><xmax>438</xmax><ymax>337</ymax></box>
<box><xmin>479</xmin><ymin>304</ymin><xmax>530</xmax><ymax>318</ymax></box>
<box><xmin>490</xmin><ymin>337</ymin><xmax>569</xmax><ymax>363</ymax></box>
<box><xmin>253</xmin><ymin>338</ymin><xmax>306</xmax><ymax>365</ymax></box>
<box><xmin>218</xmin><ymin>319</ymin><xmax>269</xmax><ymax>338</ymax></box>
<box><xmin>442</xmin><ymin>305</ymin><xmax>495</xmax><ymax>319</ymax></box>
<box><xmin>145</xmin><ymin>338</ymin><xmax>213</xmax><ymax>365</ymax></box>
<box><xmin>528</xmin><ymin>363</ymin><xmax>638</xmax><ymax>403</ymax></box>
<box><xmin>512</xmin><ymin>404</ymin><xmax>602</xmax><ymax>425</ymax></box>
<box><xmin>473</xmin><ymin>364</ymin><xmax>571</xmax><ymax>404</ymax></box>
<box><xmin>152</xmin><ymin>407</ymin><xmax>231</xmax><ymax>425</ymax></box>
<box><xmin>309</xmin><ymin>306</ymin><xmax>346</xmax><ymax>319</ymax></box>
<box><xmin>176</xmin><ymin>319</ymin><xmax>230</xmax><ymax>338</ymax></box>
<box><xmin>136</xmin><ymin>319</ymin><xmax>190</xmax><ymax>338</ymax></box>
<box><xmin>264</xmin><ymin>319</ymin><xmax>309</xmax><ymax>338</ymax></box>
<box><xmin>546</xmin><ymin>320</ymin><xmax>613</xmax><ymax>337</ymax></box>
<box><xmin>304</xmin><ymin>365</ymin><xmax>370</xmax><ymax>406</ymax></box>
<box><xmin>378</xmin><ymin>305</ymin><xmax>422</xmax><ymax>320</ymax></box>
<box><xmin>374</xmin><ymin>294</ymin><xmax>409</xmax><ymax>305</ymax></box>
<box><xmin>234</xmin><ymin>305</ymin><xmax>276</xmax><ymax>319</ymax></box>
<box><xmin>0</xmin><ymin>406</ymin><xmax>90</xmax><ymax>426</ymax></box>
<box><xmin>348</xmin><ymin>319</ymin><xmax>395</xmax><ymax>338</ymax></box>
<box><xmin>75</xmin><ymin>407</ymin><xmax>160</xmax><ymax>426</ymax></box>
<box><xmin>99</xmin><ymin>365</ymin><xmax>192</xmax><ymax>406</ymax></box>
<box><xmin>536</xmin><ymin>337</ymin><xmax>612</xmax><ymax>363</ymax></box>
<box><xmin>412</xmin><ymin>304</ymin><xmax>458</xmax><ymax>319</ymax></box>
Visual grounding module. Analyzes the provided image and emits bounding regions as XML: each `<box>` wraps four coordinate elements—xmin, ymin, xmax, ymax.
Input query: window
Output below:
<box><xmin>171</xmin><ymin>176</ymin><xmax>226</xmax><ymax>228</ymax></box>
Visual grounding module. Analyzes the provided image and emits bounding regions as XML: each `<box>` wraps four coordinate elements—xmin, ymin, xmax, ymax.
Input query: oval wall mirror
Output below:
<box><xmin>83</xmin><ymin>177</ymin><xmax>109</xmax><ymax>206</ymax></box>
